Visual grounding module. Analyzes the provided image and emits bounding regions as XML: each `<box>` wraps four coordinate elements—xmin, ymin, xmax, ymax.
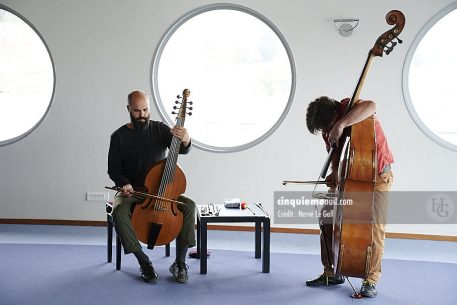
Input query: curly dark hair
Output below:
<box><xmin>306</xmin><ymin>96</ymin><xmax>339</xmax><ymax>134</ymax></box>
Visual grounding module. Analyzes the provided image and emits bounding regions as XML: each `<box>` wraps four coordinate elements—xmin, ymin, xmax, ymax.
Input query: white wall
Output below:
<box><xmin>1</xmin><ymin>0</ymin><xmax>456</xmax><ymax>236</ymax></box>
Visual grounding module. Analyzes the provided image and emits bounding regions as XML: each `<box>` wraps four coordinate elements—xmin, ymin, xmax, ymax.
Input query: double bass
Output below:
<box><xmin>130</xmin><ymin>89</ymin><xmax>192</xmax><ymax>248</ymax></box>
<box><xmin>332</xmin><ymin>10</ymin><xmax>404</xmax><ymax>282</ymax></box>
<box><xmin>284</xmin><ymin>10</ymin><xmax>405</xmax><ymax>296</ymax></box>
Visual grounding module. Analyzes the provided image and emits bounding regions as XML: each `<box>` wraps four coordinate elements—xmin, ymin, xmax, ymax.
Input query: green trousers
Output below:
<box><xmin>112</xmin><ymin>194</ymin><xmax>196</xmax><ymax>255</ymax></box>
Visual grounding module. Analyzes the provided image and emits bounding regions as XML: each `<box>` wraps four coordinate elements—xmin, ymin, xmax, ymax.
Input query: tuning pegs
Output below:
<box><xmin>396</xmin><ymin>37</ymin><xmax>403</xmax><ymax>44</ymax></box>
<box><xmin>173</xmin><ymin>93</ymin><xmax>193</xmax><ymax>116</ymax></box>
<box><xmin>384</xmin><ymin>41</ymin><xmax>396</xmax><ymax>55</ymax></box>
<box><xmin>172</xmin><ymin>111</ymin><xmax>192</xmax><ymax>116</ymax></box>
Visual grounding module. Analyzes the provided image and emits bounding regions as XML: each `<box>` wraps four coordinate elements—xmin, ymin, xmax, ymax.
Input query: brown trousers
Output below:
<box><xmin>320</xmin><ymin>170</ymin><xmax>393</xmax><ymax>283</ymax></box>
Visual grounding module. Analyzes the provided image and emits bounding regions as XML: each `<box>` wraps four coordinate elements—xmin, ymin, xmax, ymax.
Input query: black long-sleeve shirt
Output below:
<box><xmin>108</xmin><ymin>121</ymin><xmax>191</xmax><ymax>188</ymax></box>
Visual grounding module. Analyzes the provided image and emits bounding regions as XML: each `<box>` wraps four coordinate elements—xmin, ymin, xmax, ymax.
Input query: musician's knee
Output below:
<box><xmin>178</xmin><ymin>194</ymin><xmax>196</xmax><ymax>214</ymax></box>
<box><xmin>112</xmin><ymin>201</ymin><xmax>130</xmax><ymax>221</ymax></box>
<box><xmin>113</xmin><ymin>195</ymin><xmax>138</xmax><ymax>219</ymax></box>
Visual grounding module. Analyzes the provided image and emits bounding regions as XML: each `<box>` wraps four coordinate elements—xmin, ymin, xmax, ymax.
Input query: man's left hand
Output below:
<box><xmin>171</xmin><ymin>126</ymin><xmax>190</xmax><ymax>147</ymax></box>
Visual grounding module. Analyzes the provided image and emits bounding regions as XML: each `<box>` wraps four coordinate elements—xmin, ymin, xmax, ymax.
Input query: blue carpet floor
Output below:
<box><xmin>0</xmin><ymin>243</ymin><xmax>456</xmax><ymax>305</ymax></box>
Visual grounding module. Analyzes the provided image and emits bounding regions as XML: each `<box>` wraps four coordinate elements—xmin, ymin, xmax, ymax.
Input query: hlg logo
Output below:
<box><xmin>427</xmin><ymin>193</ymin><xmax>455</xmax><ymax>222</ymax></box>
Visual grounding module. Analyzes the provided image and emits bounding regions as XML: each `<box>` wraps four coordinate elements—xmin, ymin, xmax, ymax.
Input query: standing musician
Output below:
<box><xmin>108</xmin><ymin>90</ymin><xmax>196</xmax><ymax>283</ymax></box>
<box><xmin>305</xmin><ymin>96</ymin><xmax>394</xmax><ymax>297</ymax></box>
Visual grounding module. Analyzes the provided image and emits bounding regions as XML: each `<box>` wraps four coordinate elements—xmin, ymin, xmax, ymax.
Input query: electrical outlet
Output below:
<box><xmin>86</xmin><ymin>192</ymin><xmax>109</xmax><ymax>201</ymax></box>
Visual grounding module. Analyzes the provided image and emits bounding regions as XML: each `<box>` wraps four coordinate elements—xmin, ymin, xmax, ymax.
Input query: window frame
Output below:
<box><xmin>402</xmin><ymin>2</ymin><xmax>457</xmax><ymax>152</ymax></box>
<box><xmin>150</xmin><ymin>3</ymin><xmax>296</xmax><ymax>152</ymax></box>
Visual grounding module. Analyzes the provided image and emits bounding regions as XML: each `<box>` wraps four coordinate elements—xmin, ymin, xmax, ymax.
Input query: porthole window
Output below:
<box><xmin>0</xmin><ymin>6</ymin><xmax>55</xmax><ymax>146</ymax></box>
<box><xmin>152</xmin><ymin>4</ymin><xmax>295</xmax><ymax>152</ymax></box>
<box><xmin>403</xmin><ymin>3</ymin><xmax>457</xmax><ymax>151</ymax></box>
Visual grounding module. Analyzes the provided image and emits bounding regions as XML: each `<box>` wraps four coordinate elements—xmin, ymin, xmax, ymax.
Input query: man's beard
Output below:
<box><xmin>130</xmin><ymin>113</ymin><xmax>150</xmax><ymax>130</ymax></box>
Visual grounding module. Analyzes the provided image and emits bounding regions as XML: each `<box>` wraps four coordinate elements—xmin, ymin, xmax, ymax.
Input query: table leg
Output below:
<box><xmin>262</xmin><ymin>218</ymin><xmax>270</xmax><ymax>273</ymax></box>
<box><xmin>200</xmin><ymin>220</ymin><xmax>208</xmax><ymax>274</ymax></box>
<box><xmin>255</xmin><ymin>221</ymin><xmax>261</xmax><ymax>258</ymax></box>
<box><xmin>107</xmin><ymin>215</ymin><xmax>113</xmax><ymax>263</ymax></box>
<box><xmin>116</xmin><ymin>235</ymin><xmax>121</xmax><ymax>270</ymax></box>
<box><xmin>196</xmin><ymin>215</ymin><xmax>201</xmax><ymax>258</ymax></box>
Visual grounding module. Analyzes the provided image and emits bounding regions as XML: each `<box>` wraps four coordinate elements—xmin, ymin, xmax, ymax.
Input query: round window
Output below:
<box><xmin>403</xmin><ymin>3</ymin><xmax>457</xmax><ymax>151</ymax></box>
<box><xmin>0</xmin><ymin>6</ymin><xmax>55</xmax><ymax>146</ymax></box>
<box><xmin>151</xmin><ymin>4</ymin><xmax>295</xmax><ymax>152</ymax></box>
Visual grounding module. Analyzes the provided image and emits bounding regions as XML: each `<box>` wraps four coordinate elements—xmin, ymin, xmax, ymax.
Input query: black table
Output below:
<box><xmin>196</xmin><ymin>204</ymin><xmax>270</xmax><ymax>274</ymax></box>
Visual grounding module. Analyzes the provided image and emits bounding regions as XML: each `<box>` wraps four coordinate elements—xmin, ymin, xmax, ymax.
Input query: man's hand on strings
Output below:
<box><xmin>171</xmin><ymin>126</ymin><xmax>190</xmax><ymax>147</ymax></box>
<box><xmin>328</xmin><ymin>122</ymin><xmax>344</xmax><ymax>148</ymax></box>
<box><xmin>327</xmin><ymin>100</ymin><xmax>377</xmax><ymax>147</ymax></box>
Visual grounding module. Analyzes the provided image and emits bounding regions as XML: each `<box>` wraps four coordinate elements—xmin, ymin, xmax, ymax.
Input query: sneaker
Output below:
<box><xmin>139</xmin><ymin>260</ymin><xmax>158</xmax><ymax>282</ymax></box>
<box><xmin>360</xmin><ymin>280</ymin><xmax>377</xmax><ymax>298</ymax></box>
<box><xmin>306</xmin><ymin>274</ymin><xmax>345</xmax><ymax>286</ymax></box>
<box><xmin>169</xmin><ymin>261</ymin><xmax>189</xmax><ymax>283</ymax></box>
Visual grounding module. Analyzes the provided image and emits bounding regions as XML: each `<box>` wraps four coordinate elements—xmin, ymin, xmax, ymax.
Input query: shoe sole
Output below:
<box><xmin>361</xmin><ymin>292</ymin><xmax>377</xmax><ymax>298</ymax></box>
<box><xmin>141</xmin><ymin>274</ymin><xmax>158</xmax><ymax>282</ymax></box>
<box><xmin>306</xmin><ymin>283</ymin><xmax>344</xmax><ymax>287</ymax></box>
<box><xmin>169</xmin><ymin>268</ymin><xmax>188</xmax><ymax>283</ymax></box>
<box><xmin>306</xmin><ymin>280</ymin><xmax>345</xmax><ymax>287</ymax></box>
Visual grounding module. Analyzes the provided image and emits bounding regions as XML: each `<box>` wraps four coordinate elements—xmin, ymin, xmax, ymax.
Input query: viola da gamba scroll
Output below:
<box><xmin>131</xmin><ymin>89</ymin><xmax>193</xmax><ymax>247</ymax></box>
<box><xmin>332</xmin><ymin>10</ymin><xmax>405</xmax><ymax>279</ymax></box>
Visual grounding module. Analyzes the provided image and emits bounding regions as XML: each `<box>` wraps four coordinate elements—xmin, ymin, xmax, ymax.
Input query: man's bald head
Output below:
<box><xmin>127</xmin><ymin>90</ymin><xmax>149</xmax><ymax>106</ymax></box>
<box><xmin>127</xmin><ymin>90</ymin><xmax>150</xmax><ymax>130</ymax></box>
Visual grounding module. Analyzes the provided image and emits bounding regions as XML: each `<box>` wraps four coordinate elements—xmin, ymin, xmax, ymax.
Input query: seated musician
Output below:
<box><xmin>107</xmin><ymin>90</ymin><xmax>195</xmax><ymax>283</ymax></box>
<box><xmin>305</xmin><ymin>96</ymin><xmax>394</xmax><ymax>298</ymax></box>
